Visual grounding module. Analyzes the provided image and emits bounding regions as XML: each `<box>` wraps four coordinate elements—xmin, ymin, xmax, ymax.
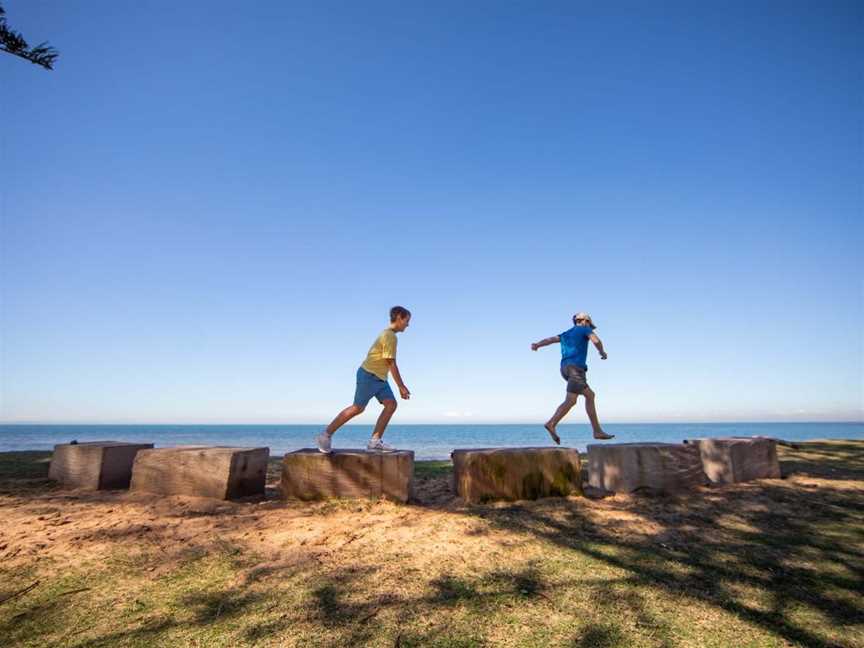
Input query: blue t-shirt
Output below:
<box><xmin>559</xmin><ymin>326</ymin><xmax>593</xmax><ymax>369</ymax></box>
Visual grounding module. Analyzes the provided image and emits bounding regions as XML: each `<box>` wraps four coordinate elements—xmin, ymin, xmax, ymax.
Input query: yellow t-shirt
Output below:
<box><xmin>361</xmin><ymin>328</ymin><xmax>398</xmax><ymax>380</ymax></box>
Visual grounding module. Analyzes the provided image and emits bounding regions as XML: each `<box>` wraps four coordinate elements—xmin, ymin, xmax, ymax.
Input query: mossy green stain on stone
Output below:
<box><xmin>472</xmin><ymin>455</ymin><xmax>511</xmax><ymax>499</ymax></box>
<box><xmin>481</xmin><ymin>457</ymin><xmax>508</xmax><ymax>485</ymax></box>
<box><xmin>550</xmin><ymin>461</ymin><xmax>578</xmax><ymax>496</ymax></box>
<box><xmin>521</xmin><ymin>471</ymin><xmax>546</xmax><ymax>499</ymax></box>
<box><xmin>459</xmin><ymin>449</ymin><xmax>582</xmax><ymax>502</ymax></box>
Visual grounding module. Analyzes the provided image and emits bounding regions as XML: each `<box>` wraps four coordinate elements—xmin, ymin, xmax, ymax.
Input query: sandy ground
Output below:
<box><xmin>1</xmin><ymin>463</ymin><xmax>540</xmax><ymax>575</ymax></box>
<box><xmin>0</xmin><ymin>447</ymin><xmax>849</xmax><ymax>578</ymax></box>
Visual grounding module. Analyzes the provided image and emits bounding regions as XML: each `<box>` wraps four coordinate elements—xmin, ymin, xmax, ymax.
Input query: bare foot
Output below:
<box><xmin>592</xmin><ymin>430</ymin><xmax>615</xmax><ymax>440</ymax></box>
<box><xmin>544</xmin><ymin>422</ymin><xmax>561</xmax><ymax>445</ymax></box>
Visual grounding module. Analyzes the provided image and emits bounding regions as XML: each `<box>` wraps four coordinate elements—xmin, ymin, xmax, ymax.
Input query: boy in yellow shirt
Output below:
<box><xmin>316</xmin><ymin>306</ymin><xmax>412</xmax><ymax>453</ymax></box>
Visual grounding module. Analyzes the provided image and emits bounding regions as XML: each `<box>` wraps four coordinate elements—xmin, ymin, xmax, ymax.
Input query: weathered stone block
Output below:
<box><xmin>686</xmin><ymin>437</ymin><xmax>781</xmax><ymax>484</ymax></box>
<box><xmin>280</xmin><ymin>449</ymin><xmax>414</xmax><ymax>503</ymax></box>
<box><xmin>49</xmin><ymin>441</ymin><xmax>154</xmax><ymax>490</ymax></box>
<box><xmin>451</xmin><ymin>447</ymin><xmax>582</xmax><ymax>504</ymax></box>
<box><xmin>130</xmin><ymin>446</ymin><xmax>269</xmax><ymax>499</ymax></box>
<box><xmin>587</xmin><ymin>443</ymin><xmax>708</xmax><ymax>494</ymax></box>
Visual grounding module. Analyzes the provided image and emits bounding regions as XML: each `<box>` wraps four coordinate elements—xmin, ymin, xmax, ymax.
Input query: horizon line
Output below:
<box><xmin>1</xmin><ymin>419</ymin><xmax>862</xmax><ymax>426</ymax></box>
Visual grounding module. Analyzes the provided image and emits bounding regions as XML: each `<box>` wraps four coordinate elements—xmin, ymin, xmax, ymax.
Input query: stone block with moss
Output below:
<box><xmin>280</xmin><ymin>449</ymin><xmax>414</xmax><ymax>503</ymax></box>
<box><xmin>451</xmin><ymin>447</ymin><xmax>582</xmax><ymax>503</ymax></box>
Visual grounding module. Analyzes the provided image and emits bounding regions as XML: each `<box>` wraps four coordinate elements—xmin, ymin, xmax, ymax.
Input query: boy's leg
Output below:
<box><xmin>326</xmin><ymin>404</ymin><xmax>365</xmax><ymax>435</ymax></box>
<box><xmin>583</xmin><ymin>387</ymin><xmax>614</xmax><ymax>440</ymax></box>
<box><xmin>325</xmin><ymin>369</ymin><xmax>374</xmax><ymax>436</ymax></box>
<box><xmin>366</xmin><ymin>382</ymin><xmax>398</xmax><ymax>451</ymax></box>
<box><xmin>371</xmin><ymin>399</ymin><xmax>398</xmax><ymax>439</ymax></box>
<box><xmin>545</xmin><ymin>393</ymin><xmax>579</xmax><ymax>444</ymax></box>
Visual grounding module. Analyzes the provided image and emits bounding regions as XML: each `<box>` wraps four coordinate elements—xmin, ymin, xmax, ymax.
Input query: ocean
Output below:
<box><xmin>1</xmin><ymin>423</ymin><xmax>861</xmax><ymax>460</ymax></box>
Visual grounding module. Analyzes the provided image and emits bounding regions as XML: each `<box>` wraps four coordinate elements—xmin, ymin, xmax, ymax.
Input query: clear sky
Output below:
<box><xmin>1</xmin><ymin>1</ymin><xmax>862</xmax><ymax>424</ymax></box>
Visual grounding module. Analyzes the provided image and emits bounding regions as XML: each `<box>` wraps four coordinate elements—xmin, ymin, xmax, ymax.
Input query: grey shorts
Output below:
<box><xmin>560</xmin><ymin>364</ymin><xmax>589</xmax><ymax>395</ymax></box>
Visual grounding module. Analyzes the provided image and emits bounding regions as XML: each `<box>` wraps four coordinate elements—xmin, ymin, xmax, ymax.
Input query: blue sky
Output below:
<box><xmin>1</xmin><ymin>0</ymin><xmax>861</xmax><ymax>424</ymax></box>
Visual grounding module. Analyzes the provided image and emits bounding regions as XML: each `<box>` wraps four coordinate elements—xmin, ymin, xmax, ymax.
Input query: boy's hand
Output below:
<box><xmin>399</xmin><ymin>385</ymin><xmax>411</xmax><ymax>400</ymax></box>
<box><xmin>531</xmin><ymin>343</ymin><xmax>539</xmax><ymax>351</ymax></box>
<box><xmin>600</xmin><ymin>352</ymin><xmax>608</xmax><ymax>360</ymax></box>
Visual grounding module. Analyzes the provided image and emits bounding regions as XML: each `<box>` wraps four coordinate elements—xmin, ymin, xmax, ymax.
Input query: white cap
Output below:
<box><xmin>573</xmin><ymin>312</ymin><xmax>596</xmax><ymax>329</ymax></box>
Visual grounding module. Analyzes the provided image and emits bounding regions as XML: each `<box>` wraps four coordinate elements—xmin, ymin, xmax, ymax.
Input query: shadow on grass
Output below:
<box><xmin>570</xmin><ymin>623</ymin><xmax>625</xmax><ymax>648</ymax></box>
<box><xmin>778</xmin><ymin>440</ymin><xmax>864</xmax><ymax>480</ymax></box>
<box><xmin>55</xmin><ymin>590</ymin><xmax>274</xmax><ymax>648</ymax></box>
<box><xmin>428</xmin><ymin>575</ymin><xmax>481</xmax><ymax>604</ymax></box>
<box><xmin>456</xmin><ymin>442</ymin><xmax>864</xmax><ymax>648</ymax></box>
<box><xmin>303</xmin><ymin>566</ymin><xmax>549</xmax><ymax>647</ymax></box>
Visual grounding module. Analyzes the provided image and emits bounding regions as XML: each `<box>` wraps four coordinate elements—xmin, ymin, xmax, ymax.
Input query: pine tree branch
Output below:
<box><xmin>0</xmin><ymin>4</ymin><xmax>58</xmax><ymax>70</ymax></box>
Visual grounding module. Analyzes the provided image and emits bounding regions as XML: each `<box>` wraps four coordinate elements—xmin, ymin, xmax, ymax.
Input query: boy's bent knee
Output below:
<box><xmin>583</xmin><ymin>388</ymin><xmax>596</xmax><ymax>400</ymax></box>
<box><xmin>383</xmin><ymin>399</ymin><xmax>398</xmax><ymax>411</ymax></box>
<box><xmin>351</xmin><ymin>405</ymin><xmax>366</xmax><ymax>414</ymax></box>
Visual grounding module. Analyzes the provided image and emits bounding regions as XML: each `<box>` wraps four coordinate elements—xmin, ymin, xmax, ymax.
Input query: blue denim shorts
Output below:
<box><xmin>354</xmin><ymin>367</ymin><xmax>395</xmax><ymax>407</ymax></box>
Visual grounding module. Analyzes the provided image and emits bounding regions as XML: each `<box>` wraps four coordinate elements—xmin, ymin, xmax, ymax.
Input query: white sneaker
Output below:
<box><xmin>366</xmin><ymin>437</ymin><xmax>395</xmax><ymax>452</ymax></box>
<box><xmin>315</xmin><ymin>432</ymin><xmax>332</xmax><ymax>454</ymax></box>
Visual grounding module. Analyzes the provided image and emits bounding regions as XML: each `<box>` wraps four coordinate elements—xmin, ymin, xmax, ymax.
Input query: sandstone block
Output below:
<box><xmin>686</xmin><ymin>437</ymin><xmax>781</xmax><ymax>484</ymax></box>
<box><xmin>451</xmin><ymin>447</ymin><xmax>582</xmax><ymax>504</ymax></box>
<box><xmin>280</xmin><ymin>449</ymin><xmax>414</xmax><ymax>503</ymax></box>
<box><xmin>49</xmin><ymin>441</ymin><xmax>154</xmax><ymax>490</ymax></box>
<box><xmin>587</xmin><ymin>443</ymin><xmax>708</xmax><ymax>494</ymax></box>
<box><xmin>130</xmin><ymin>446</ymin><xmax>269</xmax><ymax>499</ymax></box>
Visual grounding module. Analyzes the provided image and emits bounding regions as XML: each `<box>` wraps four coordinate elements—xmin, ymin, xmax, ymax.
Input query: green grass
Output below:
<box><xmin>414</xmin><ymin>460</ymin><xmax>453</xmax><ymax>479</ymax></box>
<box><xmin>0</xmin><ymin>451</ymin><xmax>53</xmax><ymax>495</ymax></box>
<box><xmin>1</xmin><ymin>443</ymin><xmax>863</xmax><ymax>647</ymax></box>
<box><xmin>0</xmin><ymin>451</ymin><xmax>51</xmax><ymax>480</ymax></box>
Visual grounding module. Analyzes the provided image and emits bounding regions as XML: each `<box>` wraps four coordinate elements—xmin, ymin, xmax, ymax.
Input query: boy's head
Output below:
<box><xmin>572</xmin><ymin>312</ymin><xmax>596</xmax><ymax>330</ymax></box>
<box><xmin>390</xmin><ymin>305</ymin><xmax>411</xmax><ymax>332</ymax></box>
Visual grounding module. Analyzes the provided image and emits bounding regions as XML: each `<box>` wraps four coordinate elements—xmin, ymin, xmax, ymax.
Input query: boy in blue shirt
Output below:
<box><xmin>531</xmin><ymin>312</ymin><xmax>614</xmax><ymax>444</ymax></box>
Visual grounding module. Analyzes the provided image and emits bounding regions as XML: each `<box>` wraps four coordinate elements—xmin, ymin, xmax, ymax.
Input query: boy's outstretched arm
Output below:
<box><xmin>385</xmin><ymin>358</ymin><xmax>411</xmax><ymax>399</ymax></box>
<box><xmin>589</xmin><ymin>333</ymin><xmax>608</xmax><ymax>360</ymax></box>
<box><xmin>531</xmin><ymin>335</ymin><xmax>560</xmax><ymax>351</ymax></box>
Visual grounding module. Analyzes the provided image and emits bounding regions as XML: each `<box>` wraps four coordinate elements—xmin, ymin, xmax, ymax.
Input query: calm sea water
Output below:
<box><xmin>1</xmin><ymin>423</ymin><xmax>861</xmax><ymax>460</ymax></box>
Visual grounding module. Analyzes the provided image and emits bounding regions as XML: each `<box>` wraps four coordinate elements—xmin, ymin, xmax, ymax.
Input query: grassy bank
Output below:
<box><xmin>0</xmin><ymin>441</ymin><xmax>862</xmax><ymax>647</ymax></box>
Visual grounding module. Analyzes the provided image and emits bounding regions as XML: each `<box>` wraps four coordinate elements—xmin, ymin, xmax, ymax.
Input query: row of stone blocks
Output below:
<box><xmin>48</xmin><ymin>437</ymin><xmax>781</xmax><ymax>502</ymax></box>
<box><xmin>47</xmin><ymin>442</ymin><xmax>414</xmax><ymax>502</ymax></box>
<box><xmin>451</xmin><ymin>438</ymin><xmax>781</xmax><ymax>500</ymax></box>
<box><xmin>49</xmin><ymin>443</ymin><xmax>270</xmax><ymax>500</ymax></box>
<box><xmin>587</xmin><ymin>438</ymin><xmax>781</xmax><ymax>493</ymax></box>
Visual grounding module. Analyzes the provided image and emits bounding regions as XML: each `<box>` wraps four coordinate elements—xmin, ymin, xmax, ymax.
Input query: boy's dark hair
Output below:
<box><xmin>390</xmin><ymin>305</ymin><xmax>411</xmax><ymax>322</ymax></box>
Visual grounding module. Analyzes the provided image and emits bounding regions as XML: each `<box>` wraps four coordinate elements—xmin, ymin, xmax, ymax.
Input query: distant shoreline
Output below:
<box><xmin>2</xmin><ymin>421</ymin><xmax>862</xmax><ymax>426</ymax></box>
<box><xmin>2</xmin><ymin>422</ymin><xmax>862</xmax><ymax>461</ymax></box>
